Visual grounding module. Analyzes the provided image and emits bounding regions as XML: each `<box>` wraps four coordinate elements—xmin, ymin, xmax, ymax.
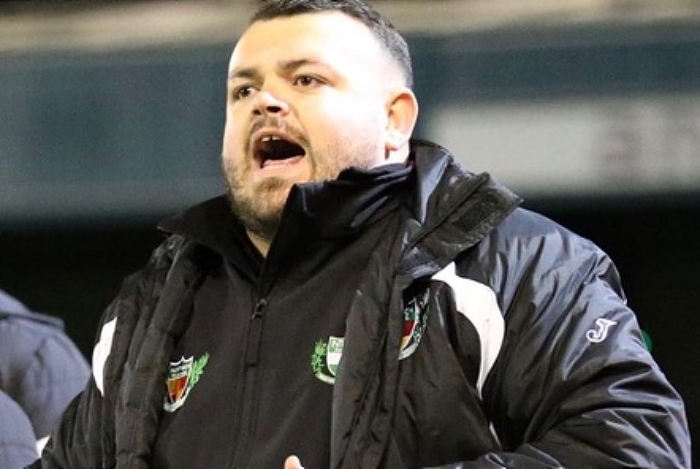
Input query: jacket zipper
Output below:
<box><xmin>232</xmin><ymin>298</ymin><xmax>267</xmax><ymax>468</ymax></box>
<box><xmin>245</xmin><ymin>299</ymin><xmax>266</xmax><ymax>365</ymax></box>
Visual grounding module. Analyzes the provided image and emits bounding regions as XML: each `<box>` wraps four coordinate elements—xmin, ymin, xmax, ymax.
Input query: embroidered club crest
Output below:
<box><xmin>163</xmin><ymin>353</ymin><xmax>209</xmax><ymax>412</ymax></box>
<box><xmin>326</xmin><ymin>336</ymin><xmax>344</xmax><ymax>376</ymax></box>
<box><xmin>399</xmin><ymin>288</ymin><xmax>430</xmax><ymax>360</ymax></box>
<box><xmin>311</xmin><ymin>336</ymin><xmax>344</xmax><ymax>385</ymax></box>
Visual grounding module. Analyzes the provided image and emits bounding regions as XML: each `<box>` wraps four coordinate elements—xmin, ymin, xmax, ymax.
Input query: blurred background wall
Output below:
<box><xmin>1</xmin><ymin>0</ymin><xmax>698</xmax><ymax>461</ymax></box>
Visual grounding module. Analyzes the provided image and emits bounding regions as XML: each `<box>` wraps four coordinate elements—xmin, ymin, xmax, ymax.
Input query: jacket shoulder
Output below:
<box><xmin>464</xmin><ymin>206</ymin><xmax>621</xmax><ymax>313</ymax></box>
<box><xmin>478</xmin><ymin>207</ymin><xmax>609</xmax><ymax>274</ymax></box>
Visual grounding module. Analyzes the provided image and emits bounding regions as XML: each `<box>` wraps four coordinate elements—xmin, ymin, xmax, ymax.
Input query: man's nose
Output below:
<box><xmin>252</xmin><ymin>90</ymin><xmax>289</xmax><ymax>116</ymax></box>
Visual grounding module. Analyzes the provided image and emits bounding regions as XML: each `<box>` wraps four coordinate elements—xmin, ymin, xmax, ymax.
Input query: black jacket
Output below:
<box><xmin>33</xmin><ymin>141</ymin><xmax>690</xmax><ymax>468</ymax></box>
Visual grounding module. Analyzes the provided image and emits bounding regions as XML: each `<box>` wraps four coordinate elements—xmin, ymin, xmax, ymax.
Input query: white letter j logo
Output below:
<box><xmin>586</xmin><ymin>318</ymin><xmax>618</xmax><ymax>343</ymax></box>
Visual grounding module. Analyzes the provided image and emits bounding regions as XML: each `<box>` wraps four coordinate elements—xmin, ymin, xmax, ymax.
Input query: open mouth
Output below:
<box><xmin>254</xmin><ymin>135</ymin><xmax>306</xmax><ymax>168</ymax></box>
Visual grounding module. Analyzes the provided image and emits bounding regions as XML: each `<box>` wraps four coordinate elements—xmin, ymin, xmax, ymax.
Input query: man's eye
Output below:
<box><xmin>232</xmin><ymin>86</ymin><xmax>255</xmax><ymax>100</ymax></box>
<box><xmin>294</xmin><ymin>75</ymin><xmax>320</xmax><ymax>87</ymax></box>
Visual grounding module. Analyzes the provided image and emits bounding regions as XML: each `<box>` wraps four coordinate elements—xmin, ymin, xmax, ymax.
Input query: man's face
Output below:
<box><xmin>222</xmin><ymin>12</ymin><xmax>403</xmax><ymax>238</ymax></box>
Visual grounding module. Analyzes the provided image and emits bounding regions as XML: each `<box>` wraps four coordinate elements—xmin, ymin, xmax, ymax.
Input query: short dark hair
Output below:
<box><xmin>251</xmin><ymin>0</ymin><xmax>413</xmax><ymax>88</ymax></box>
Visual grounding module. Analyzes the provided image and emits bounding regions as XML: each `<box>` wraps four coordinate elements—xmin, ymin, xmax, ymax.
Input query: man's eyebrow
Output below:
<box><xmin>278</xmin><ymin>59</ymin><xmax>325</xmax><ymax>73</ymax></box>
<box><xmin>227</xmin><ymin>59</ymin><xmax>329</xmax><ymax>82</ymax></box>
<box><xmin>228</xmin><ymin>67</ymin><xmax>260</xmax><ymax>82</ymax></box>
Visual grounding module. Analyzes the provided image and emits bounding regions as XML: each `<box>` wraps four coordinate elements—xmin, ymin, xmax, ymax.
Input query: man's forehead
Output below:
<box><xmin>231</xmin><ymin>11</ymin><xmax>380</xmax><ymax>61</ymax></box>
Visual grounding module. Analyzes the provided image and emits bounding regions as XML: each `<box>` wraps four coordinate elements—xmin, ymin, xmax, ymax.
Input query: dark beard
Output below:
<box><xmin>226</xmin><ymin>178</ymin><xmax>286</xmax><ymax>243</ymax></box>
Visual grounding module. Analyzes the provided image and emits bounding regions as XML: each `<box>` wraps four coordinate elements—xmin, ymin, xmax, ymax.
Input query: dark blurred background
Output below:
<box><xmin>1</xmin><ymin>0</ymin><xmax>698</xmax><ymax>463</ymax></box>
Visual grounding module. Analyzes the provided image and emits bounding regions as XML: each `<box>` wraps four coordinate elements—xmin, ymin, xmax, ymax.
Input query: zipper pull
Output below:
<box><xmin>245</xmin><ymin>299</ymin><xmax>267</xmax><ymax>366</ymax></box>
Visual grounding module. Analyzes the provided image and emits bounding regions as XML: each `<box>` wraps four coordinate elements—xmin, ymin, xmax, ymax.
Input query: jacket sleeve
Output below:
<box><xmin>17</xmin><ymin>325</ymin><xmax>91</xmax><ymax>441</ymax></box>
<box><xmin>28</xmin><ymin>236</ymin><xmax>180</xmax><ymax>469</ymax></box>
<box><xmin>1</xmin><ymin>390</ymin><xmax>39</xmax><ymax>469</ymax></box>
<box><xmin>449</xmin><ymin>210</ymin><xmax>691</xmax><ymax>468</ymax></box>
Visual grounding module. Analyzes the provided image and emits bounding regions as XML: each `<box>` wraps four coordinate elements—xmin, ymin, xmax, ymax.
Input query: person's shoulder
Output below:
<box><xmin>0</xmin><ymin>289</ymin><xmax>29</xmax><ymax>314</ymax></box>
<box><xmin>0</xmin><ymin>290</ymin><xmax>65</xmax><ymax>339</ymax></box>
<box><xmin>495</xmin><ymin>207</ymin><xmax>593</xmax><ymax>245</ymax></box>
<box><xmin>152</xmin><ymin>232</ymin><xmax>188</xmax><ymax>262</ymax></box>
<box><xmin>479</xmin><ymin>206</ymin><xmax>605</xmax><ymax>270</ymax></box>
<box><xmin>0</xmin><ymin>298</ymin><xmax>87</xmax><ymax>383</ymax></box>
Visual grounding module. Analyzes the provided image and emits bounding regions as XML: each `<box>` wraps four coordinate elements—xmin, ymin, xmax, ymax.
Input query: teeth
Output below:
<box><xmin>261</xmin><ymin>136</ymin><xmax>282</xmax><ymax>142</ymax></box>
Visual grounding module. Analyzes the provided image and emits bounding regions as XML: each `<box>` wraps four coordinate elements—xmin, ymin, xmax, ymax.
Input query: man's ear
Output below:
<box><xmin>384</xmin><ymin>88</ymin><xmax>419</xmax><ymax>155</ymax></box>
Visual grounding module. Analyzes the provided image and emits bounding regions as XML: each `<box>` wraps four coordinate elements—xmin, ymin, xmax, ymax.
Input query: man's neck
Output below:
<box><xmin>246</xmin><ymin>230</ymin><xmax>271</xmax><ymax>258</ymax></box>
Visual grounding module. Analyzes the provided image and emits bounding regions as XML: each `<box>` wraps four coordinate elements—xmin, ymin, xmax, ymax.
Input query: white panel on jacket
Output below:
<box><xmin>432</xmin><ymin>262</ymin><xmax>505</xmax><ymax>397</ymax></box>
<box><xmin>36</xmin><ymin>436</ymin><xmax>49</xmax><ymax>455</ymax></box>
<box><xmin>92</xmin><ymin>317</ymin><xmax>117</xmax><ymax>396</ymax></box>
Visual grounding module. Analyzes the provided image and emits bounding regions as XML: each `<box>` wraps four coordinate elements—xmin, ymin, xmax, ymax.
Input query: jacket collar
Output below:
<box><xmin>158</xmin><ymin>162</ymin><xmax>413</xmax><ymax>266</ymax></box>
<box><xmin>156</xmin><ymin>140</ymin><xmax>522</xmax><ymax>275</ymax></box>
<box><xmin>158</xmin><ymin>195</ymin><xmax>256</xmax><ymax>266</ymax></box>
<box><xmin>396</xmin><ymin>139</ymin><xmax>523</xmax><ymax>277</ymax></box>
